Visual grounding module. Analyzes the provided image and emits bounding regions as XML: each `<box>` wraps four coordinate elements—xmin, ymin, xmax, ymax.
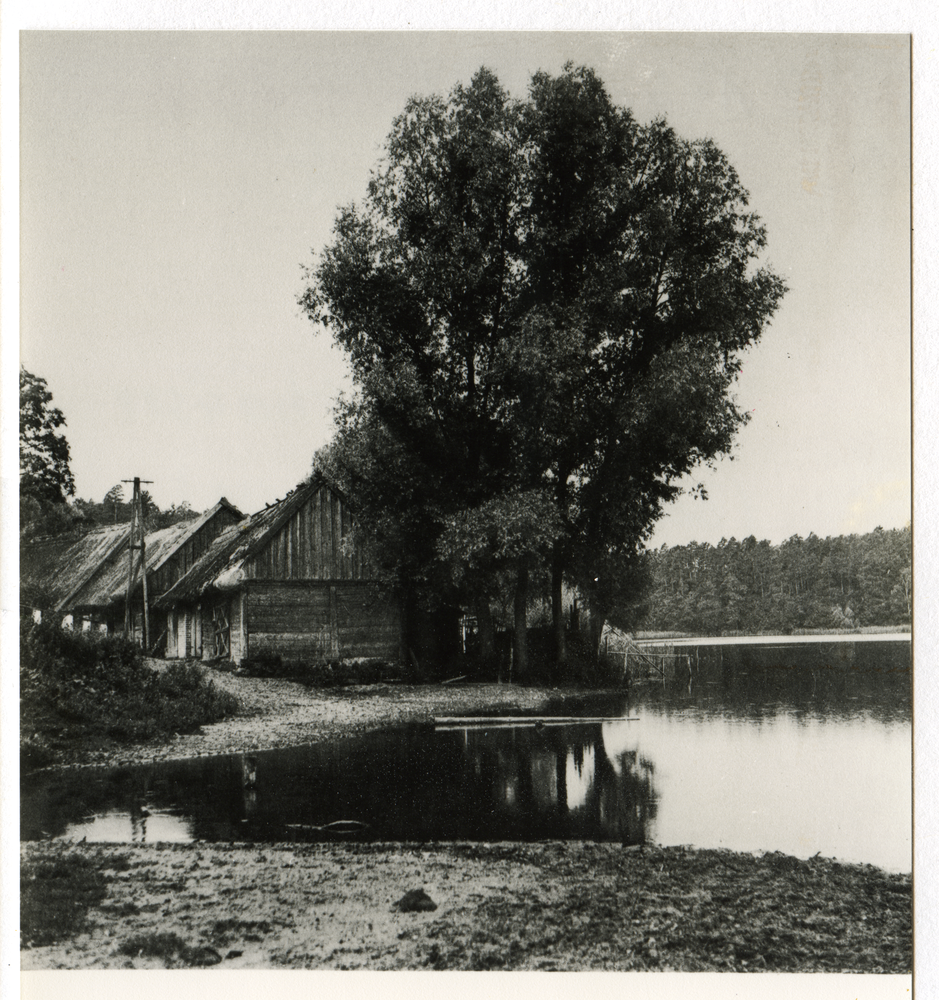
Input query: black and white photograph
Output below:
<box><xmin>6</xmin><ymin>23</ymin><xmax>921</xmax><ymax>991</ymax></box>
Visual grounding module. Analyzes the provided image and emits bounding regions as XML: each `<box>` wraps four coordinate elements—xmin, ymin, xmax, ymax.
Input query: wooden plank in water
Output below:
<box><xmin>434</xmin><ymin>715</ymin><xmax>639</xmax><ymax>726</ymax></box>
<box><xmin>634</xmin><ymin>632</ymin><xmax>910</xmax><ymax>648</ymax></box>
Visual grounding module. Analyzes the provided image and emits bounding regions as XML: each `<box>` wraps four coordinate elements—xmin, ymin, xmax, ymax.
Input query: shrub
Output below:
<box><xmin>238</xmin><ymin>652</ymin><xmax>285</xmax><ymax>677</ymax></box>
<box><xmin>20</xmin><ymin>620</ymin><xmax>239</xmax><ymax>763</ymax></box>
<box><xmin>302</xmin><ymin>659</ymin><xmax>338</xmax><ymax>687</ymax></box>
<box><xmin>332</xmin><ymin>658</ymin><xmax>396</xmax><ymax>685</ymax></box>
<box><xmin>238</xmin><ymin>651</ymin><xmax>401</xmax><ymax>687</ymax></box>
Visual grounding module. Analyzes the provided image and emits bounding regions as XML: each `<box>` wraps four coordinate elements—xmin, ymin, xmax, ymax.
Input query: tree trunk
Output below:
<box><xmin>513</xmin><ymin>560</ymin><xmax>529</xmax><ymax>681</ymax></box>
<box><xmin>587</xmin><ymin>609</ymin><xmax>605</xmax><ymax>667</ymax></box>
<box><xmin>474</xmin><ymin>594</ymin><xmax>496</xmax><ymax>671</ymax></box>
<box><xmin>556</xmin><ymin>747</ymin><xmax>568</xmax><ymax>817</ymax></box>
<box><xmin>552</xmin><ymin>543</ymin><xmax>566</xmax><ymax>673</ymax></box>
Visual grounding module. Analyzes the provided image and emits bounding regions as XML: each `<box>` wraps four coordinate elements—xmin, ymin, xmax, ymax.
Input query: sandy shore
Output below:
<box><xmin>37</xmin><ymin>666</ymin><xmax>585</xmax><ymax>770</ymax></box>
<box><xmin>21</xmin><ymin>667</ymin><xmax>912</xmax><ymax>972</ymax></box>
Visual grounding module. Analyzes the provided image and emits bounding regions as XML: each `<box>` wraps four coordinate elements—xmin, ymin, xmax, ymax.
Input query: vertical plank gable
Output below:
<box><xmin>236</xmin><ymin>484</ymin><xmax>374</xmax><ymax>584</ymax></box>
<box><xmin>331</xmin><ymin>493</ymin><xmax>340</xmax><ymax>578</ymax></box>
<box><xmin>341</xmin><ymin>501</ymin><xmax>352</xmax><ymax>580</ymax></box>
<box><xmin>313</xmin><ymin>499</ymin><xmax>319</xmax><ymax>577</ymax></box>
<box><xmin>285</xmin><ymin>518</ymin><xmax>291</xmax><ymax>577</ymax></box>
<box><xmin>298</xmin><ymin>495</ymin><xmax>308</xmax><ymax>577</ymax></box>
<box><xmin>293</xmin><ymin>508</ymin><xmax>301</xmax><ymax>575</ymax></box>
<box><xmin>319</xmin><ymin>488</ymin><xmax>328</xmax><ymax>579</ymax></box>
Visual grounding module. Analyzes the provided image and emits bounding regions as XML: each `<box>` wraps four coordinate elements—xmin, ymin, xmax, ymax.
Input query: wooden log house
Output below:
<box><xmin>20</xmin><ymin>498</ymin><xmax>243</xmax><ymax>641</ymax></box>
<box><xmin>155</xmin><ymin>477</ymin><xmax>401</xmax><ymax>665</ymax></box>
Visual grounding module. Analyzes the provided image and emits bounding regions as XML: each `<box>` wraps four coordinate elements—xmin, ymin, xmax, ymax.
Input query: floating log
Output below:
<box><xmin>284</xmin><ymin>819</ymin><xmax>370</xmax><ymax>835</ymax></box>
<box><xmin>434</xmin><ymin>715</ymin><xmax>639</xmax><ymax>727</ymax></box>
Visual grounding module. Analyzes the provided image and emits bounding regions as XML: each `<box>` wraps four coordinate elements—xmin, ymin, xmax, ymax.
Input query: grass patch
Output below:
<box><xmin>20</xmin><ymin>852</ymin><xmax>113</xmax><ymax>947</ymax></box>
<box><xmin>117</xmin><ymin>931</ymin><xmax>222</xmax><ymax>967</ymax></box>
<box><xmin>21</xmin><ymin>619</ymin><xmax>240</xmax><ymax>766</ymax></box>
<box><xmin>440</xmin><ymin>846</ymin><xmax>912</xmax><ymax>972</ymax></box>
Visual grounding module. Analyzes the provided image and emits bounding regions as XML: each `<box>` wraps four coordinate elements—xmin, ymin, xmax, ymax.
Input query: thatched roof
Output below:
<box><xmin>65</xmin><ymin>520</ymin><xmax>197</xmax><ymax>612</ymax></box>
<box><xmin>156</xmin><ymin>480</ymin><xmax>325</xmax><ymax>607</ymax></box>
<box><xmin>20</xmin><ymin>497</ymin><xmax>244</xmax><ymax>614</ymax></box>
<box><xmin>20</xmin><ymin>524</ymin><xmax>128</xmax><ymax>613</ymax></box>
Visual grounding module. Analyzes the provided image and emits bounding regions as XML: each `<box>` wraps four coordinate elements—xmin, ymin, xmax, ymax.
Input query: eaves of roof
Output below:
<box><xmin>154</xmin><ymin>480</ymin><xmax>322</xmax><ymax>608</ymax></box>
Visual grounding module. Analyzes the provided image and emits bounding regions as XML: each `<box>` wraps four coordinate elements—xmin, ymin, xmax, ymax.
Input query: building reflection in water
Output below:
<box><xmin>22</xmin><ymin>642</ymin><xmax>909</xmax><ymax>865</ymax></box>
<box><xmin>27</xmin><ymin>720</ymin><xmax>658</xmax><ymax>846</ymax></box>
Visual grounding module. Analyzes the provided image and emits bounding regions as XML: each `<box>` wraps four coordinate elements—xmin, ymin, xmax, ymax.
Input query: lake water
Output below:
<box><xmin>22</xmin><ymin>639</ymin><xmax>912</xmax><ymax>872</ymax></box>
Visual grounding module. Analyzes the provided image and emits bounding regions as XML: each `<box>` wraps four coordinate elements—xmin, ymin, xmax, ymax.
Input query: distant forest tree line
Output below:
<box><xmin>631</xmin><ymin>526</ymin><xmax>911</xmax><ymax>635</ymax></box>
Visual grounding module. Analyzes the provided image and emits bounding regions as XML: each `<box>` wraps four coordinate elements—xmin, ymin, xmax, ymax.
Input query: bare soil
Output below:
<box><xmin>21</xmin><ymin>666</ymin><xmax>912</xmax><ymax>972</ymax></box>
<box><xmin>21</xmin><ymin>840</ymin><xmax>911</xmax><ymax>972</ymax></box>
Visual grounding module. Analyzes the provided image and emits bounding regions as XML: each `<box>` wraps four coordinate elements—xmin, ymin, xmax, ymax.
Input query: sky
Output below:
<box><xmin>16</xmin><ymin>32</ymin><xmax>911</xmax><ymax>547</ymax></box>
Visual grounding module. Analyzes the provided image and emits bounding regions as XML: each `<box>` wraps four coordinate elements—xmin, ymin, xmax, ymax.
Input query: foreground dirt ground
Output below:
<box><xmin>21</xmin><ymin>840</ymin><xmax>911</xmax><ymax>972</ymax></box>
<box><xmin>22</xmin><ymin>669</ymin><xmax>912</xmax><ymax>972</ymax></box>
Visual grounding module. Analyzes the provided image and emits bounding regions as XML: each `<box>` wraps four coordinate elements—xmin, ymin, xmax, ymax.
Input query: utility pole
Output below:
<box><xmin>123</xmin><ymin>477</ymin><xmax>153</xmax><ymax>647</ymax></box>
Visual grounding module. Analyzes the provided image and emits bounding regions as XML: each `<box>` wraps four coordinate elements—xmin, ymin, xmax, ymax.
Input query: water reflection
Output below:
<box><xmin>637</xmin><ymin>638</ymin><xmax>911</xmax><ymax>725</ymax></box>
<box><xmin>22</xmin><ymin>720</ymin><xmax>657</xmax><ymax>848</ymax></box>
<box><xmin>21</xmin><ymin>640</ymin><xmax>911</xmax><ymax>871</ymax></box>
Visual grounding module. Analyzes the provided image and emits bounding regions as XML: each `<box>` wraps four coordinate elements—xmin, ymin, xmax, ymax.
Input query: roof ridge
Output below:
<box><xmin>156</xmin><ymin>480</ymin><xmax>332</xmax><ymax>607</ymax></box>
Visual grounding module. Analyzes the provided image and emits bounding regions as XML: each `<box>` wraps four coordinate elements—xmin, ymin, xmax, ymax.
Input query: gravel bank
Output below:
<box><xmin>36</xmin><ymin>664</ymin><xmax>604</xmax><ymax>770</ymax></box>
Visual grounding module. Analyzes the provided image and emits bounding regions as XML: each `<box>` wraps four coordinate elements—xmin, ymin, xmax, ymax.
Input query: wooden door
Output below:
<box><xmin>177</xmin><ymin>612</ymin><xmax>188</xmax><ymax>658</ymax></box>
<box><xmin>213</xmin><ymin>604</ymin><xmax>231</xmax><ymax>658</ymax></box>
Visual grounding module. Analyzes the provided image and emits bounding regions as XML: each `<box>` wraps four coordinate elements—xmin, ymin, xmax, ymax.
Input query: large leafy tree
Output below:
<box><xmin>20</xmin><ymin>367</ymin><xmax>76</xmax><ymax>506</ymax></box>
<box><xmin>304</xmin><ymin>68</ymin><xmax>536</xmax><ymax>672</ymax></box>
<box><xmin>301</xmin><ymin>65</ymin><xmax>786</xmax><ymax>676</ymax></box>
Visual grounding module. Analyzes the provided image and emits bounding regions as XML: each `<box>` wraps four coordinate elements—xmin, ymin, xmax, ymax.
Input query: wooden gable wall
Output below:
<box><xmin>246</xmin><ymin>485</ymin><xmax>370</xmax><ymax>582</ymax></box>
<box><xmin>149</xmin><ymin>507</ymin><xmax>242</xmax><ymax>597</ymax></box>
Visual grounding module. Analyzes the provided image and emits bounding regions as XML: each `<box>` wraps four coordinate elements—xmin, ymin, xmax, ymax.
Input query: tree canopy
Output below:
<box><xmin>300</xmin><ymin>65</ymin><xmax>787</xmax><ymax>677</ymax></box>
<box><xmin>20</xmin><ymin>367</ymin><xmax>76</xmax><ymax>506</ymax></box>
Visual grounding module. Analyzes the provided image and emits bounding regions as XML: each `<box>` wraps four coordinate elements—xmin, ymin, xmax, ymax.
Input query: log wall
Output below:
<box><xmin>336</xmin><ymin>584</ymin><xmax>401</xmax><ymax>660</ymax></box>
<box><xmin>245</xmin><ymin>580</ymin><xmax>399</xmax><ymax>662</ymax></box>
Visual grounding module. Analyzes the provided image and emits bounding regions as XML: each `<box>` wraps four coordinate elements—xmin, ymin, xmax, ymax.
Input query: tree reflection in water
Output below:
<box><xmin>451</xmin><ymin>723</ymin><xmax>657</xmax><ymax>846</ymax></box>
<box><xmin>21</xmin><ymin>639</ymin><xmax>909</xmax><ymax>863</ymax></box>
<box><xmin>23</xmin><ymin>721</ymin><xmax>658</xmax><ymax>846</ymax></box>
